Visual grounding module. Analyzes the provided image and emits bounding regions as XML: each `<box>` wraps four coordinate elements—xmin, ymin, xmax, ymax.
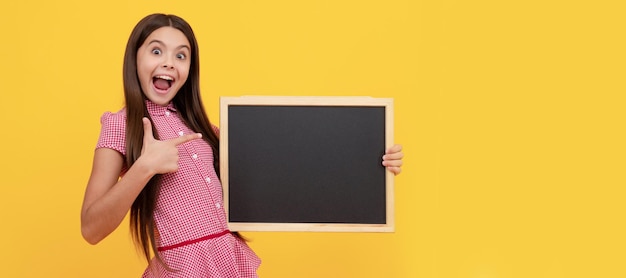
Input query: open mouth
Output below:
<box><xmin>153</xmin><ymin>75</ymin><xmax>174</xmax><ymax>92</ymax></box>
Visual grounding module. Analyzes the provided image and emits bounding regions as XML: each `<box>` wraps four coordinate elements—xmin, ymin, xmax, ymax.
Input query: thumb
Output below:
<box><xmin>142</xmin><ymin>117</ymin><xmax>155</xmax><ymax>143</ymax></box>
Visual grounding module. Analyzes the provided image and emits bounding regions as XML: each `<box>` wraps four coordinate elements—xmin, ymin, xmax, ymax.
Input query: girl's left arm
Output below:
<box><xmin>383</xmin><ymin>144</ymin><xmax>404</xmax><ymax>175</ymax></box>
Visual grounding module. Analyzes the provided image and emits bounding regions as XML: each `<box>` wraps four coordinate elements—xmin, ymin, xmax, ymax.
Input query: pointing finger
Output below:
<box><xmin>169</xmin><ymin>132</ymin><xmax>203</xmax><ymax>146</ymax></box>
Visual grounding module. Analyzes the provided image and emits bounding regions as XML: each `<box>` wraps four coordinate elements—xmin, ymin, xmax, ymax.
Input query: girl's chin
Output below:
<box><xmin>146</xmin><ymin>94</ymin><xmax>174</xmax><ymax>106</ymax></box>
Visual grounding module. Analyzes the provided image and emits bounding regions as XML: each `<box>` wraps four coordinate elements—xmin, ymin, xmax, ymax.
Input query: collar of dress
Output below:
<box><xmin>145</xmin><ymin>100</ymin><xmax>177</xmax><ymax>116</ymax></box>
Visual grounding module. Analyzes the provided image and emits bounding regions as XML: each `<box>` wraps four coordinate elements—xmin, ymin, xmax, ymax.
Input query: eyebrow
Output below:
<box><xmin>147</xmin><ymin>39</ymin><xmax>191</xmax><ymax>51</ymax></box>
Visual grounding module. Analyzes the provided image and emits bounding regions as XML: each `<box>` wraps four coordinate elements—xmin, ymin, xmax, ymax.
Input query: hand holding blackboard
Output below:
<box><xmin>383</xmin><ymin>144</ymin><xmax>404</xmax><ymax>175</ymax></box>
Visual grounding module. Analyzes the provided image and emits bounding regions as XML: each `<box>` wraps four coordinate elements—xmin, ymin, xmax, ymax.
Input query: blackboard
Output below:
<box><xmin>220</xmin><ymin>96</ymin><xmax>394</xmax><ymax>232</ymax></box>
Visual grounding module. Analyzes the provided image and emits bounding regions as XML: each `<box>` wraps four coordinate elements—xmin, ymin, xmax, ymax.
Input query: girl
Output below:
<box><xmin>80</xmin><ymin>13</ymin><xmax>404</xmax><ymax>277</ymax></box>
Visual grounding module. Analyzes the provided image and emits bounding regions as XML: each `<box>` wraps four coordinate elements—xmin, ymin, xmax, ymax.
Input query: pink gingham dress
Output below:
<box><xmin>96</xmin><ymin>101</ymin><xmax>261</xmax><ymax>277</ymax></box>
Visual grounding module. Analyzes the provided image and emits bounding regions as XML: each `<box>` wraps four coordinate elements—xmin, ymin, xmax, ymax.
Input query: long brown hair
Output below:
<box><xmin>122</xmin><ymin>13</ymin><xmax>221</xmax><ymax>266</ymax></box>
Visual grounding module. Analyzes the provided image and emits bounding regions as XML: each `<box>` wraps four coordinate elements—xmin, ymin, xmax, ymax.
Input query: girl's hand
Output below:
<box><xmin>140</xmin><ymin>117</ymin><xmax>202</xmax><ymax>174</ymax></box>
<box><xmin>382</xmin><ymin>144</ymin><xmax>404</xmax><ymax>175</ymax></box>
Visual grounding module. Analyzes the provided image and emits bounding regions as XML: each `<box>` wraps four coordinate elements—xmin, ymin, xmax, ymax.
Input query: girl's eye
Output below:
<box><xmin>177</xmin><ymin>53</ymin><xmax>186</xmax><ymax>60</ymax></box>
<box><xmin>152</xmin><ymin>49</ymin><xmax>162</xmax><ymax>55</ymax></box>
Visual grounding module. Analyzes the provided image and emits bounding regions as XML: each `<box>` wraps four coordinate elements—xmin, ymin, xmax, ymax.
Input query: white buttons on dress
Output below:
<box><xmin>178</xmin><ymin>131</ymin><xmax>184</xmax><ymax>136</ymax></box>
<box><xmin>192</xmin><ymin>154</ymin><xmax>198</xmax><ymax>159</ymax></box>
<box><xmin>165</xmin><ymin>111</ymin><xmax>171</xmax><ymax>116</ymax></box>
<box><xmin>205</xmin><ymin>177</ymin><xmax>211</xmax><ymax>183</ymax></box>
<box><xmin>216</xmin><ymin>203</ymin><xmax>221</xmax><ymax>209</ymax></box>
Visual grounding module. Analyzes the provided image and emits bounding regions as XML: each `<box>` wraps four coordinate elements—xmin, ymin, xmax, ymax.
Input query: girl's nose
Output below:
<box><xmin>162</xmin><ymin>56</ymin><xmax>175</xmax><ymax>69</ymax></box>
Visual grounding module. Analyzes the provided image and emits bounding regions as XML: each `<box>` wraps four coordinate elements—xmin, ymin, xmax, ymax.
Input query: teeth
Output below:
<box><xmin>155</xmin><ymin>75</ymin><xmax>174</xmax><ymax>81</ymax></box>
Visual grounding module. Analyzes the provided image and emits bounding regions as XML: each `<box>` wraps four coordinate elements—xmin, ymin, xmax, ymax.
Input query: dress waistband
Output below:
<box><xmin>157</xmin><ymin>230</ymin><xmax>231</xmax><ymax>252</ymax></box>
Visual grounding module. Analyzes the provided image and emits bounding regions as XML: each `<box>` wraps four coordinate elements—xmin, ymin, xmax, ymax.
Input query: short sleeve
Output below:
<box><xmin>96</xmin><ymin>111</ymin><xmax>127</xmax><ymax>156</ymax></box>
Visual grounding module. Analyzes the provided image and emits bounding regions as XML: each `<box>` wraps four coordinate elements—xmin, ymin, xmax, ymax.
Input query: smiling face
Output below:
<box><xmin>136</xmin><ymin>26</ymin><xmax>191</xmax><ymax>106</ymax></box>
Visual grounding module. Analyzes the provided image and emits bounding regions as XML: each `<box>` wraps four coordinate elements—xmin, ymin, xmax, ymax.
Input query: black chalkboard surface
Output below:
<box><xmin>220</xmin><ymin>96</ymin><xmax>394</xmax><ymax>232</ymax></box>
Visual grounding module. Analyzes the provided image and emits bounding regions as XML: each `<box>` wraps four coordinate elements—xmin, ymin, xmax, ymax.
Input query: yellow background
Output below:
<box><xmin>1</xmin><ymin>0</ymin><xmax>624</xmax><ymax>277</ymax></box>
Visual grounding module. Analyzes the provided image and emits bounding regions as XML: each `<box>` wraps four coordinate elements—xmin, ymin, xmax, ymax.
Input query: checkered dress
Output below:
<box><xmin>96</xmin><ymin>101</ymin><xmax>261</xmax><ymax>277</ymax></box>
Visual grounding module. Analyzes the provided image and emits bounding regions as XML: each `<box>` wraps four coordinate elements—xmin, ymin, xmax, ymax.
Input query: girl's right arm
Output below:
<box><xmin>81</xmin><ymin>117</ymin><xmax>202</xmax><ymax>245</ymax></box>
<box><xmin>80</xmin><ymin>148</ymin><xmax>155</xmax><ymax>244</ymax></box>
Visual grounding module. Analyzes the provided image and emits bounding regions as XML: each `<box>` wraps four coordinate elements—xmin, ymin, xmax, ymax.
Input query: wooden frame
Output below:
<box><xmin>220</xmin><ymin>96</ymin><xmax>394</xmax><ymax>232</ymax></box>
